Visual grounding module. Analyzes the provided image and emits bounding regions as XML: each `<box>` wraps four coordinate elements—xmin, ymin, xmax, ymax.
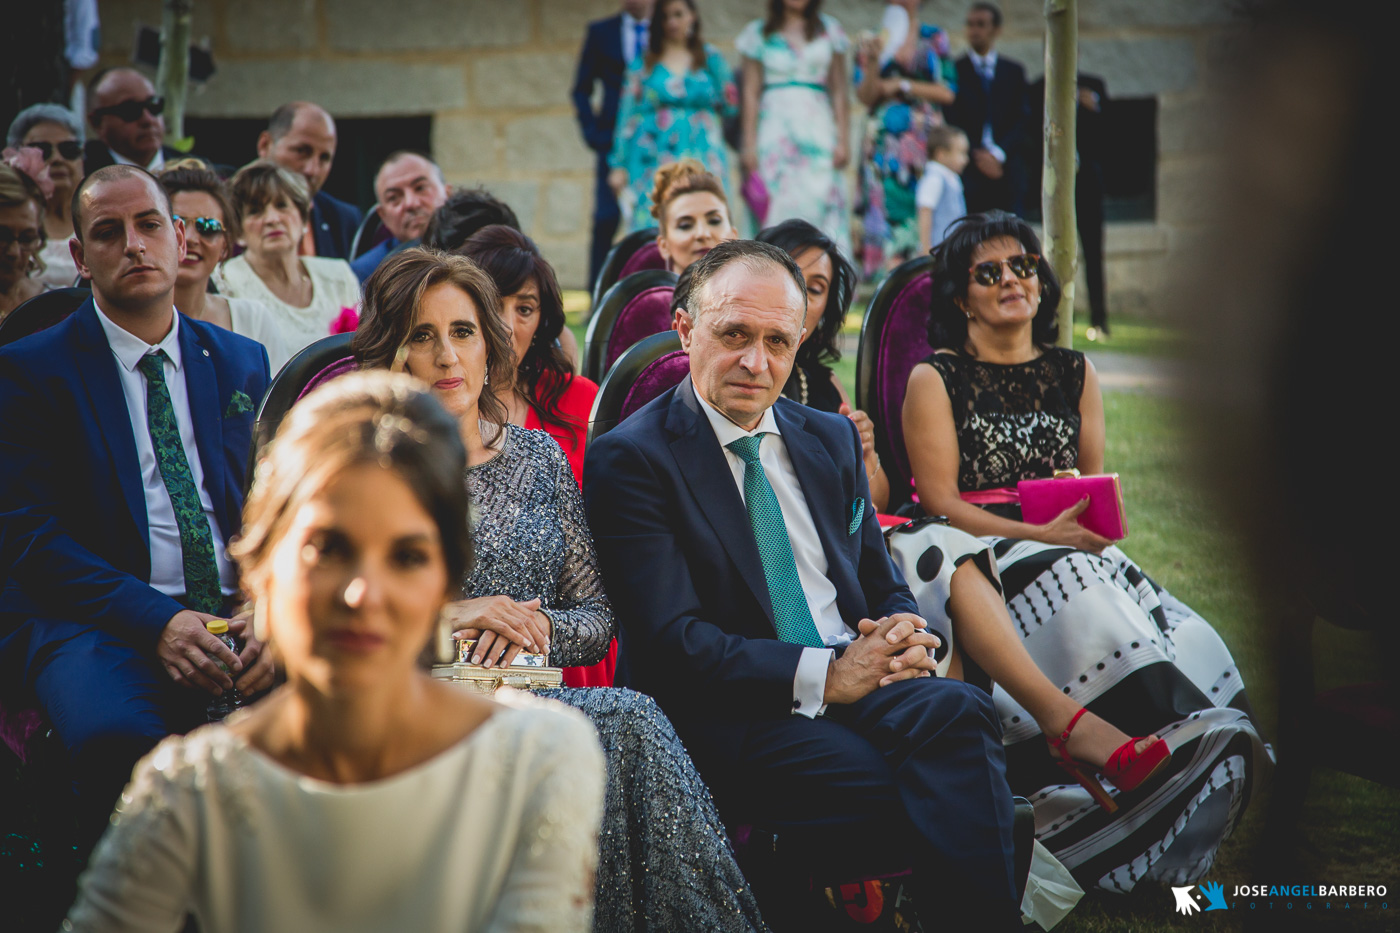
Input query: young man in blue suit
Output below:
<box><xmin>584</xmin><ymin>239</ymin><xmax>1021</xmax><ymax>929</ymax></box>
<box><xmin>0</xmin><ymin>165</ymin><xmax>274</xmax><ymax>854</ymax></box>
<box><xmin>572</xmin><ymin>0</ymin><xmax>653</xmax><ymax>289</ymax></box>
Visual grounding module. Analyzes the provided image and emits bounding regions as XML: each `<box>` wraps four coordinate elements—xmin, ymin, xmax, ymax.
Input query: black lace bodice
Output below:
<box><xmin>925</xmin><ymin>348</ymin><xmax>1085</xmax><ymax>491</ymax></box>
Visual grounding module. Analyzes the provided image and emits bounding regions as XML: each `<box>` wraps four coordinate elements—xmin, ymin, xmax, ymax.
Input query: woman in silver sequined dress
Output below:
<box><xmin>351</xmin><ymin>248</ymin><xmax>767</xmax><ymax>933</ymax></box>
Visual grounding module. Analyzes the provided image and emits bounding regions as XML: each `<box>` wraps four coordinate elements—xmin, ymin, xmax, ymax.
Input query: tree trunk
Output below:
<box><xmin>156</xmin><ymin>0</ymin><xmax>194</xmax><ymax>147</ymax></box>
<box><xmin>1042</xmin><ymin>0</ymin><xmax>1078</xmax><ymax>348</ymax></box>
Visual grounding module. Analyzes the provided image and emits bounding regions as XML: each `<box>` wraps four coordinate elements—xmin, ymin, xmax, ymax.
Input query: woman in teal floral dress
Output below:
<box><xmin>608</xmin><ymin>0</ymin><xmax>738</xmax><ymax>231</ymax></box>
<box><xmin>737</xmin><ymin>0</ymin><xmax>852</xmax><ymax>257</ymax></box>
<box><xmin>854</xmin><ymin>0</ymin><xmax>957</xmax><ymax>277</ymax></box>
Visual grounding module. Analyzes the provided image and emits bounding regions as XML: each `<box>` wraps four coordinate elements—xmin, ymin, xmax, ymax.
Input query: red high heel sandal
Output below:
<box><xmin>1046</xmin><ymin>708</ymin><xmax>1171</xmax><ymax>814</ymax></box>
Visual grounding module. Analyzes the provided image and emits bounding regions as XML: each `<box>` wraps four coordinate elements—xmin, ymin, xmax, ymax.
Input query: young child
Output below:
<box><xmin>917</xmin><ymin>124</ymin><xmax>970</xmax><ymax>253</ymax></box>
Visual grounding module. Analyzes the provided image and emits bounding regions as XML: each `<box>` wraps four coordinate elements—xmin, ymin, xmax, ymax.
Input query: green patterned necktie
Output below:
<box><xmin>136</xmin><ymin>350</ymin><xmax>223</xmax><ymax>614</ymax></box>
<box><xmin>726</xmin><ymin>434</ymin><xmax>824</xmax><ymax>648</ymax></box>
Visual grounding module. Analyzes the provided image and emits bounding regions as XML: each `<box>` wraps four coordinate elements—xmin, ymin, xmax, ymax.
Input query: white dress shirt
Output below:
<box><xmin>110</xmin><ymin>146</ymin><xmax>166</xmax><ymax>172</ymax></box>
<box><xmin>94</xmin><ymin>304</ymin><xmax>236</xmax><ymax>599</ymax></box>
<box><xmin>967</xmin><ymin>49</ymin><xmax>1007</xmax><ymax>163</ymax></box>
<box><xmin>692</xmin><ymin>385</ymin><xmax>851</xmax><ymax>719</ymax></box>
<box><xmin>621</xmin><ymin>11</ymin><xmax>648</xmax><ymax>64</ymax></box>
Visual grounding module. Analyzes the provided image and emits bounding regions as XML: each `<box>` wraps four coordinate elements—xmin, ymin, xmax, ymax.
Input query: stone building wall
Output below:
<box><xmin>93</xmin><ymin>0</ymin><xmax>1239</xmax><ymax>311</ymax></box>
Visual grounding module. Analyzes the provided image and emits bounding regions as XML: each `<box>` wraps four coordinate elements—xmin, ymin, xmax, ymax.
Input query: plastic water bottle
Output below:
<box><xmin>205</xmin><ymin>618</ymin><xmax>244</xmax><ymax>722</ymax></box>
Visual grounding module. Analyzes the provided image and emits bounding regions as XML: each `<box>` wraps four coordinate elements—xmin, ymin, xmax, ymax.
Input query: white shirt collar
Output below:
<box><xmin>93</xmin><ymin>300</ymin><xmax>183</xmax><ymax>374</ymax></box>
<box><xmin>110</xmin><ymin>146</ymin><xmax>165</xmax><ymax>172</ymax></box>
<box><xmin>969</xmin><ymin>49</ymin><xmax>998</xmax><ymax>73</ymax></box>
<box><xmin>692</xmin><ymin>380</ymin><xmax>782</xmax><ymax>450</ymax></box>
<box><xmin>621</xmin><ymin>10</ymin><xmax>638</xmax><ymax>29</ymax></box>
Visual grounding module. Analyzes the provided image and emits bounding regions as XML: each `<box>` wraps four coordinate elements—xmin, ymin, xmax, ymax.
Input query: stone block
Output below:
<box><xmin>1155</xmin><ymin>156</ymin><xmax>1224</xmax><ymax>227</ymax></box>
<box><xmin>503</xmin><ymin>115</ymin><xmax>594</xmax><ymax>173</ymax></box>
<box><xmin>97</xmin><ymin>0</ymin><xmax>217</xmax><ymax>55</ymax></box>
<box><xmin>538</xmin><ymin>0</ymin><xmax>622</xmax><ymax>44</ymax></box>
<box><xmin>471</xmin><ymin>54</ymin><xmax>575</xmax><ymax>111</ymax></box>
<box><xmin>328</xmin><ymin>0</ymin><xmax>529</xmax><ymax>52</ymax></box>
<box><xmin>1103</xmin><ymin>222</ymin><xmax>1170</xmax><ymax>257</ymax></box>
<box><xmin>434</xmin><ymin>116</ymin><xmax>500</xmax><ymax>176</ymax></box>
<box><xmin>483</xmin><ymin>180</ymin><xmax>540</xmax><ymax>233</ymax></box>
<box><xmin>540</xmin><ymin>179</ymin><xmax>590</xmax><ymax>237</ymax></box>
<box><xmin>534</xmin><ymin>237</ymin><xmax>589</xmax><ymax>291</ymax></box>
<box><xmin>1081</xmin><ymin>0</ymin><xmax>1239</xmax><ymax>30</ymax></box>
<box><xmin>1157</xmin><ymin>96</ymin><xmax>1227</xmax><ymax>156</ymax></box>
<box><xmin>225</xmin><ymin>0</ymin><xmax>318</xmax><ymax>53</ymax></box>
<box><xmin>1079</xmin><ymin>39</ymin><xmax>1199</xmax><ymax>97</ymax></box>
<box><xmin>185</xmin><ymin>61</ymin><xmax>466</xmax><ymax>117</ymax></box>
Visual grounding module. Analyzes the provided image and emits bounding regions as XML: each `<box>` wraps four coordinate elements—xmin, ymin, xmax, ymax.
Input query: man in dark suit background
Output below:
<box><xmin>82</xmin><ymin>68</ymin><xmax>187</xmax><ymax>173</ymax></box>
<box><xmin>944</xmin><ymin>2</ymin><xmax>1031</xmax><ymax>215</ymax></box>
<box><xmin>572</xmin><ymin>0</ymin><xmax>653</xmax><ymax>289</ymax></box>
<box><xmin>584</xmin><ymin>239</ymin><xmax>1020</xmax><ymax>929</ymax></box>
<box><xmin>257</xmin><ymin>101</ymin><xmax>363</xmax><ymax>259</ymax></box>
<box><xmin>0</xmin><ymin>165</ymin><xmax>274</xmax><ymax>855</ymax></box>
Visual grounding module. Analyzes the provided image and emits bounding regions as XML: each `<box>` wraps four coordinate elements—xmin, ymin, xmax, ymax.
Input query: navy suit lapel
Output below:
<box><xmin>179</xmin><ymin>322</ymin><xmax>229</xmax><ymax>545</ymax></box>
<box><xmin>666</xmin><ymin>378</ymin><xmax>776</xmax><ymax>626</ymax></box>
<box><xmin>71</xmin><ymin>303</ymin><xmax>148</xmax><ymax>545</ymax></box>
<box><xmin>605</xmin><ymin>14</ymin><xmax>625</xmax><ymax>64</ymax></box>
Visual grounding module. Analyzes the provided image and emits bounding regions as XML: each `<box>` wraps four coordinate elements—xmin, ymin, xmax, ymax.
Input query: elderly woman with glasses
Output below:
<box><xmin>157</xmin><ymin>161</ymin><xmax>291</xmax><ymax>371</ymax></box>
<box><xmin>899</xmin><ymin>211</ymin><xmax>1271</xmax><ymax>892</ymax></box>
<box><xmin>6</xmin><ymin>104</ymin><xmax>86</xmax><ymax>289</ymax></box>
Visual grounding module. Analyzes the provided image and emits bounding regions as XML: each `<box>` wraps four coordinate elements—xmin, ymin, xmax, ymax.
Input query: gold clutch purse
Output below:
<box><xmin>430</xmin><ymin>638</ymin><xmax>564</xmax><ymax>694</ymax></box>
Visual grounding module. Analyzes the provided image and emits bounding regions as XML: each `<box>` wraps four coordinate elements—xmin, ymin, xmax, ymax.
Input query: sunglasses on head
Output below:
<box><xmin>91</xmin><ymin>97</ymin><xmax>164</xmax><ymax>123</ymax></box>
<box><xmin>969</xmin><ymin>253</ymin><xmax>1040</xmax><ymax>287</ymax></box>
<box><xmin>173</xmin><ymin>214</ymin><xmax>225</xmax><ymax>237</ymax></box>
<box><xmin>28</xmin><ymin>140</ymin><xmax>84</xmax><ymax>161</ymax></box>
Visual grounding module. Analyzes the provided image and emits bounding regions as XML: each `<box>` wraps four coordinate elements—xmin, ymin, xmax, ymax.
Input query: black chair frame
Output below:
<box><xmin>582</xmin><ymin>268</ymin><xmax>678</xmax><ymax>383</ymax></box>
<box><xmin>587</xmin><ymin>330</ymin><xmax>683</xmax><ymax>446</ymax></box>
<box><xmin>855</xmin><ymin>255</ymin><xmax>933</xmax><ymax>514</ymax></box>
<box><xmin>590</xmin><ymin>225</ymin><xmax>659</xmax><ymax>315</ymax></box>
<box><xmin>0</xmin><ymin>287</ymin><xmax>90</xmax><ymax>347</ymax></box>
<box><xmin>245</xmin><ymin>332</ymin><xmax>355</xmax><ymax>493</ymax></box>
<box><xmin>348</xmin><ymin>203</ymin><xmax>384</xmax><ymax>260</ymax></box>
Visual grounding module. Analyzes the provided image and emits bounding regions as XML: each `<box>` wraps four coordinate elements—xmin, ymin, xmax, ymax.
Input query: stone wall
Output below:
<box><xmin>94</xmin><ymin>0</ymin><xmax>1240</xmax><ymax>310</ymax></box>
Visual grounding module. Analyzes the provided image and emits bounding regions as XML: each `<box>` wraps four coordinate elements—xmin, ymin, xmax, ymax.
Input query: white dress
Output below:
<box><xmin>36</xmin><ymin>236</ymin><xmax>80</xmax><ymax>289</ymax></box>
<box><xmin>63</xmin><ymin>693</ymin><xmax>606</xmax><ymax>933</ymax></box>
<box><xmin>214</xmin><ymin>255</ymin><xmax>360</xmax><ymax>362</ymax></box>
<box><xmin>225</xmin><ymin>296</ymin><xmax>293</xmax><ymax>374</ymax></box>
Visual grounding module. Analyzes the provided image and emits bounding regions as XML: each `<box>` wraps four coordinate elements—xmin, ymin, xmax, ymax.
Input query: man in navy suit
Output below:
<box><xmin>584</xmin><ymin>240</ymin><xmax>1020</xmax><ymax>928</ymax></box>
<box><xmin>944</xmin><ymin>2</ymin><xmax>1031</xmax><ymax>215</ymax></box>
<box><xmin>257</xmin><ymin>101</ymin><xmax>363</xmax><ymax>259</ymax></box>
<box><xmin>351</xmin><ymin>151</ymin><xmax>451</xmax><ymax>284</ymax></box>
<box><xmin>0</xmin><ymin>166</ymin><xmax>274</xmax><ymax>854</ymax></box>
<box><xmin>572</xmin><ymin>0</ymin><xmax>653</xmax><ymax>289</ymax></box>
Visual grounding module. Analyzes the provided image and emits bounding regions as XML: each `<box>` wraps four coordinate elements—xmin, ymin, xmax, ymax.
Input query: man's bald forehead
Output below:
<box><xmin>270</xmin><ymin>101</ymin><xmax>336</xmax><ymax>140</ymax></box>
<box><xmin>72</xmin><ymin>166</ymin><xmax>172</xmax><ymax>239</ymax></box>
<box><xmin>93</xmin><ymin>68</ymin><xmax>155</xmax><ymax>104</ymax></box>
<box><xmin>376</xmin><ymin>152</ymin><xmax>442</xmax><ymax>189</ymax></box>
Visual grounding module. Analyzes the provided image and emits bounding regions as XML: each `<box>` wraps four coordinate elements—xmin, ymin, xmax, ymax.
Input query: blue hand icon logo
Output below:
<box><xmin>1199</xmin><ymin>880</ymin><xmax>1228</xmax><ymax>912</ymax></box>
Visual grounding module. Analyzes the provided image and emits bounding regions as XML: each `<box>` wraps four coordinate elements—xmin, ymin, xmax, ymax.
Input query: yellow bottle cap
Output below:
<box><xmin>205</xmin><ymin>619</ymin><xmax>229</xmax><ymax>635</ymax></box>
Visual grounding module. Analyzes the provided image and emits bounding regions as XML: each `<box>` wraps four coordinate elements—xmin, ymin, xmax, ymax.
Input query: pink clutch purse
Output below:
<box><xmin>1016</xmin><ymin>470</ymin><xmax>1128</xmax><ymax>541</ymax></box>
<box><xmin>741</xmin><ymin>172</ymin><xmax>770</xmax><ymax>226</ymax></box>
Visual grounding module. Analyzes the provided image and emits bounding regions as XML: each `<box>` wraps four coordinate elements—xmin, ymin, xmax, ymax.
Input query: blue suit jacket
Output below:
<box><xmin>583</xmin><ymin>378</ymin><xmax>917</xmax><ymax>733</ymax></box>
<box><xmin>572</xmin><ymin>14</ymin><xmax>627</xmax><ymax>155</ymax></box>
<box><xmin>0</xmin><ymin>301</ymin><xmax>270</xmax><ymax>659</ymax></box>
<box><xmin>312</xmin><ymin>190</ymin><xmax>364</xmax><ymax>260</ymax></box>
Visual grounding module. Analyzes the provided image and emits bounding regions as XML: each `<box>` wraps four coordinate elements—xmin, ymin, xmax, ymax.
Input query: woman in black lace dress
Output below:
<box><xmin>901</xmin><ymin>212</ymin><xmax>1271</xmax><ymax>893</ymax></box>
<box><xmin>352</xmin><ymin>248</ymin><xmax>767</xmax><ymax>933</ymax></box>
<box><xmin>756</xmin><ymin>219</ymin><xmax>890</xmax><ymax>511</ymax></box>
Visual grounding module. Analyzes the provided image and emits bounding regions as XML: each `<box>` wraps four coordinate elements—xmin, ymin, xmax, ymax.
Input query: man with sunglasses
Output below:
<box><xmin>83</xmin><ymin>68</ymin><xmax>190</xmax><ymax>175</ymax></box>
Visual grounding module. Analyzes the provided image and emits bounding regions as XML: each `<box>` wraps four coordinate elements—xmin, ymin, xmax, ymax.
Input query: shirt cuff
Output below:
<box><xmin>985</xmin><ymin>141</ymin><xmax>1007</xmax><ymax>164</ymax></box>
<box><xmin>793</xmin><ymin>647</ymin><xmax>834</xmax><ymax>719</ymax></box>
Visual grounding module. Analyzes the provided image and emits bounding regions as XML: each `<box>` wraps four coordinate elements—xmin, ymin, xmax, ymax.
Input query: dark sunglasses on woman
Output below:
<box><xmin>91</xmin><ymin>97</ymin><xmax>164</xmax><ymax>123</ymax></box>
<box><xmin>28</xmin><ymin>140</ymin><xmax>84</xmax><ymax>161</ymax></box>
<box><xmin>969</xmin><ymin>253</ymin><xmax>1040</xmax><ymax>287</ymax></box>
<box><xmin>173</xmin><ymin>215</ymin><xmax>225</xmax><ymax>237</ymax></box>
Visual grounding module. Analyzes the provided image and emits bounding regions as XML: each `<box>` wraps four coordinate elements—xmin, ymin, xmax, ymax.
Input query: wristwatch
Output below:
<box><xmin>898</xmin><ymin>78</ymin><xmax>912</xmax><ymax>98</ymax></box>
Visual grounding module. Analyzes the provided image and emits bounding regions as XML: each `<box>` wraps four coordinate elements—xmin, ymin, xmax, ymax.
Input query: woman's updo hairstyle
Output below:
<box><xmin>649</xmin><ymin>158</ymin><xmax>729</xmax><ymax>231</ymax></box>
<box><xmin>232</xmin><ymin>370</ymin><xmax>472</xmax><ymax>597</ymax></box>
<box><xmin>927</xmin><ymin>210</ymin><xmax>1062</xmax><ymax>351</ymax></box>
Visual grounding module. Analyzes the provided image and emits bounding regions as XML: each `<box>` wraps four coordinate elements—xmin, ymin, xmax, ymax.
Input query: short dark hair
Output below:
<box><xmin>756</xmin><ymin>219</ymin><xmax>857</xmax><ymax>368</ymax></box>
<box><xmin>685</xmin><ymin>239</ymin><xmax>806</xmax><ymax>323</ymax></box>
<box><xmin>228</xmin><ymin>160</ymin><xmax>313</xmax><ymax>223</ymax></box>
<box><xmin>423</xmin><ymin>188</ymin><xmax>520</xmax><ymax>253</ymax></box>
<box><xmin>927</xmin><ymin>211</ymin><xmax>1061</xmax><ymax>350</ymax></box>
<box><xmin>266</xmin><ymin>102</ymin><xmax>304</xmax><ymax>140</ymax></box>
<box><xmin>926</xmin><ymin>124</ymin><xmax>968</xmax><ymax>159</ymax></box>
<box><xmin>232</xmin><ymin>370</ymin><xmax>473</xmax><ymax>601</ymax></box>
<box><xmin>71</xmin><ymin>164</ymin><xmax>173</xmax><ymax>242</ymax></box>
<box><xmin>970</xmin><ymin>1</ymin><xmax>1003</xmax><ymax>28</ymax></box>
<box><xmin>351</xmin><ymin>248</ymin><xmax>515</xmax><ymax>444</ymax></box>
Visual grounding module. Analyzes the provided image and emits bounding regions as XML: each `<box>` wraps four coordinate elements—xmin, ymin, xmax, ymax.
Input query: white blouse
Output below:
<box><xmin>214</xmin><ymin>254</ymin><xmax>360</xmax><ymax>362</ymax></box>
<box><xmin>225</xmin><ymin>296</ymin><xmax>293</xmax><ymax>374</ymax></box>
<box><xmin>63</xmin><ymin>693</ymin><xmax>606</xmax><ymax>933</ymax></box>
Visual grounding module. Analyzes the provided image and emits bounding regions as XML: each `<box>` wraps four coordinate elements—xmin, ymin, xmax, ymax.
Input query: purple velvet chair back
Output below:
<box><xmin>619</xmin><ymin>351</ymin><xmax>690</xmax><ymax>421</ymax></box>
<box><xmin>606</xmin><ymin>286</ymin><xmax>676</xmax><ymax>373</ymax></box>
<box><xmin>296</xmin><ymin>356</ymin><xmax>359</xmax><ymax>402</ymax></box>
<box><xmin>856</xmin><ymin>257</ymin><xmax>934</xmax><ymax>510</ymax></box>
<box><xmin>618</xmin><ymin>240</ymin><xmax>665</xmax><ymax>279</ymax></box>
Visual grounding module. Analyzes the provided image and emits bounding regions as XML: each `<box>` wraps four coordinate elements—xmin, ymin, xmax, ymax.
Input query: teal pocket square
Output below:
<box><xmin>848</xmin><ymin>497</ymin><xmax>865</xmax><ymax>535</ymax></box>
<box><xmin>224</xmin><ymin>390</ymin><xmax>255</xmax><ymax>418</ymax></box>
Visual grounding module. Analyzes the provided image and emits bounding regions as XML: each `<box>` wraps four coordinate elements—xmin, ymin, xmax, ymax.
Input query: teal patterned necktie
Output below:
<box><xmin>726</xmin><ymin>434</ymin><xmax>824</xmax><ymax>648</ymax></box>
<box><xmin>136</xmin><ymin>350</ymin><xmax>223</xmax><ymax>614</ymax></box>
